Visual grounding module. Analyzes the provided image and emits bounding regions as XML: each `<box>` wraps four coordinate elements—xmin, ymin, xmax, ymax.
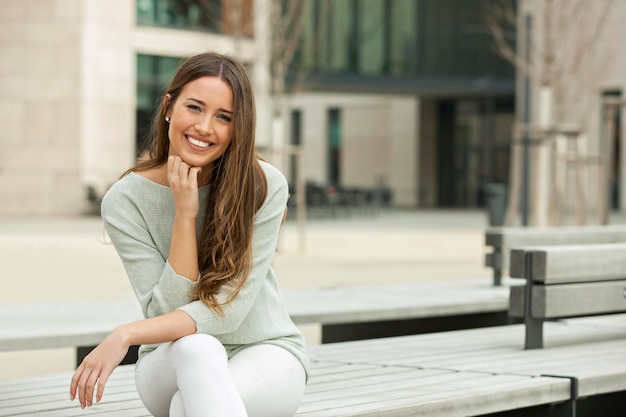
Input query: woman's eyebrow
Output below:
<box><xmin>185</xmin><ymin>97</ymin><xmax>233</xmax><ymax>114</ymax></box>
<box><xmin>185</xmin><ymin>97</ymin><xmax>205</xmax><ymax>106</ymax></box>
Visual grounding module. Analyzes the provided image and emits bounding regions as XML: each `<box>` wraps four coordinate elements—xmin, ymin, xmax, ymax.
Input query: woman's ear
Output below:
<box><xmin>163</xmin><ymin>93</ymin><xmax>172</xmax><ymax>118</ymax></box>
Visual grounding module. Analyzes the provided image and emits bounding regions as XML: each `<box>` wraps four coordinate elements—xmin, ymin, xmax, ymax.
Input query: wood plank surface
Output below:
<box><xmin>0</xmin><ymin>361</ymin><xmax>569</xmax><ymax>417</ymax></box>
<box><xmin>297</xmin><ymin>370</ymin><xmax>568</xmax><ymax>417</ymax></box>
<box><xmin>0</xmin><ymin>279</ymin><xmax>510</xmax><ymax>352</ymax></box>
<box><xmin>0</xmin><ymin>300</ymin><xmax>143</xmax><ymax>351</ymax></box>
<box><xmin>307</xmin><ymin>317</ymin><xmax>626</xmax><ymax>398</ymax></box>
<box><xmin>1</xmin><ymin>315</ymin><xmax>623</xmax><ymax>417</ymax></box>
<box><xmin>285</xmin><ymin>279</ymin><xmax>510</xmax><ymax>325</ymax></box>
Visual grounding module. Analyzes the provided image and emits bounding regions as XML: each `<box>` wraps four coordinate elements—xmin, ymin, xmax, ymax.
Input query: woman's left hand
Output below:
<box><xmin>69</xmin><ymin>328</ymin><xmax>130</xmax><ymax>408</ymax></box>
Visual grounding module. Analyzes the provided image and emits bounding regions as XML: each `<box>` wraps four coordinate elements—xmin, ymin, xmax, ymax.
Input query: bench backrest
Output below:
<box><xmin>484</xmin><ymin>225</ymin><xmax>626</xmax><ymax>285</ymax></box>
<box><xmin>509</xmin><ymin>243</ymin><xmax>626</xmax><ymax>319</ymax></box>
<box><xmin>486</xmin><ymin>225</ymin><xmax>626</xmax><ymax>248</ymax></box>
<box><xmin>510</xmin><ymin>243</ymin><xmax>626</xmax><ymax>283</ymax></box>
<box><xmin>508</xmin><ymin>243</ymin><xmax>626</xmax><ymax>349</ymax></box>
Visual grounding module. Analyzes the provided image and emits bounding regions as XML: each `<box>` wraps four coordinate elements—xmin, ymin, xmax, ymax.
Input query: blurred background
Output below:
<box><xmin>0</xmin><ymin>0</ymin><xmax>625</xmax><ymax>380</ymax></box>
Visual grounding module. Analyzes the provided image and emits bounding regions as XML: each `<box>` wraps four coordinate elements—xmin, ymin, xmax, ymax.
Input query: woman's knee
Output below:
<box><xmin>169</xmin><ymin>334</ymin><xmax>228</xmax><ymax>365</ymax></box>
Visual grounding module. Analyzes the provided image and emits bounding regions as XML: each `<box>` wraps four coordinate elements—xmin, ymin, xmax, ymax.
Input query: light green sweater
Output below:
<box><xmin>101</xmin><ymin>161</ymin><xmax>309</xmax><ymax>377</ymax></box>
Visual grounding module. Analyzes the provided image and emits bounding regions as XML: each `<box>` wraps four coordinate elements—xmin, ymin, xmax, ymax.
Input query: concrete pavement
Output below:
<box><xmin>0</xmin><ymin>209</ymin><xmax>492</xmax><ymax>305</ymax></box>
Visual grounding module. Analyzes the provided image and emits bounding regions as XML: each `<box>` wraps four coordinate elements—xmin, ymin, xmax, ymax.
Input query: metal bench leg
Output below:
<box><xmin>524</xmin><ymin>252</ymin><xmax>543</xmax><ymax>349</ymax></box>
<box><xmin>493</xmin><ymin>247</ymin><xmax>502</xmax><ymax>287</ymax></box>
<box><xmin>524</xmin><ymin>314</ymin><xmax>544</xmax><ymax>349</ymax></box>
<box><xmin>542</xmin><ymin>374</ymin><xmax>578</xmax><ymax>417</ymax></box>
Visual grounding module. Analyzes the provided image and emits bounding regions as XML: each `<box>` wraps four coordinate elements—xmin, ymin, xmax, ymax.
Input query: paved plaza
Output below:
<box><xmin>0</xmin><ymin>209</ymin><xmax>492</xmax><ymax>305</ymax></box>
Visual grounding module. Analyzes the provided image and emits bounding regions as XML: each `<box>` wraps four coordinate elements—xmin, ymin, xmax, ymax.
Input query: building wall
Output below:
<box><xmin>0</xmin><ymin>0</ymin><xmax>85</xmax><ymax>216</ymax></box>
<box><xmin>286</xmin><ymin>92</ymin><xmax>419</xmax><ymax>207</ymax></box>
<box><xmin>418</xmin><ymin>99</ymin><xmax>438</xmax><ymax>207</ymax></box>
<box><xmin>80</xmin><ymin>0</ymin><xmax>135</xmax><ymax>200</ymax></box>
<box><xmin>388</xmin><ymin>98</ymin><xmax>418</xmax><ymax>207</ymax></box>
<box><xmin>0</xmin><ymin>0</ymin><xmax>267</xmax><ymax>216</ymax></box>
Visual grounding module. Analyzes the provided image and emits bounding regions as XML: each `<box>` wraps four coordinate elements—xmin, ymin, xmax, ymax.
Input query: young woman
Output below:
<box><xmin>70</xmin><ymin>52</ymin><xmax>308</xmax><ymax>417</ymax></box>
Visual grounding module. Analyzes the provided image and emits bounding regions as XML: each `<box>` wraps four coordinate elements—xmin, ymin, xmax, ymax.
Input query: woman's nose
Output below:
<box><xmin>196</xmin><ymin>116</ymin><xmax>213</xmax><ymax>135</ymax></box>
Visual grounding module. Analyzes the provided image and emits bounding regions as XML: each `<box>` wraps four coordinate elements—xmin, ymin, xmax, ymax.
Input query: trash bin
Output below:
<box><xmin>484</xmin><ymin>183</ymin><xmax>506</xmax><ymax>226</ymax></box>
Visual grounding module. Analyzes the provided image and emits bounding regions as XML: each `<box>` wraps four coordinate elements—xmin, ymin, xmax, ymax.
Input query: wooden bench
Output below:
<box><xmin>485</xmin><ymin>225</ymin><xmax>626</xmax><ymax>286</ymax></box>
<box><xmin>0</xmin><ymin>279</ymin><xmax>512</xmax><ymax>366</ymax></box>
<box><xmin>508</xmin><ymin>243</ymin><xmax>626</xmax><ymax>349</ymax></box>
<box><xmin>1</xmin><ymin>315</ymin><xmax>625</xmax><ymax>416</ymax></box>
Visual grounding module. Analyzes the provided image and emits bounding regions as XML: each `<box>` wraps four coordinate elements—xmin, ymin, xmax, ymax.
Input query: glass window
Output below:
<box><xmin>136</xmin><ymin>54</ymin><xmax>183</xmax><ymax>155</ymax></box>
<box><xmin>292</xmin><ymin>0</ymin><xmax>317</xmax><ymax>73</ymax></box>
<box><xmin>328</xmin><ymin>108</ymin><xmax>342</xmax><ymax>185</ymax></box>
<box><xmin>328</xmin><ymin>0</ymin><xmax>352</xmax><ymax>73</ymax></box>
<box><xmin>357</xmin><ymin>0</ymin><xmax>384</xmax><ymax>75</ymax></box>
<box><xmin>137</xmin><ymin>0</ymin><xmax>221</xmax><ymax>33</ymax></box>
<box><xmin>389</xmin><ymin>0</ymin><xmax>417</xmax><ymax>75</ymax></box>
<box><xmin>290</xmin><ymin>0</ymin><xmax>514</xmax><ymax>80</ymax></box>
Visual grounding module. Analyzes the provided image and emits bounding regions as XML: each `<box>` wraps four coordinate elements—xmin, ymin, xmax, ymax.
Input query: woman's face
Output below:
<box><xmin>165</xmin><ymin>76</ymin><xmax>234</xmax><ymax>169</ymax></box>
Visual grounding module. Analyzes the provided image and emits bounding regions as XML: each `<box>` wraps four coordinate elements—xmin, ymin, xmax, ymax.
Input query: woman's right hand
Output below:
<box><xmin>70</xmin><ymin>328</ymin><xmax>130</xmax><ymax>408</ymax></box>
<box><xmin>168</xmin><ymin>156</ymin><xmax>202</xmax><ymax>219</ymax></box>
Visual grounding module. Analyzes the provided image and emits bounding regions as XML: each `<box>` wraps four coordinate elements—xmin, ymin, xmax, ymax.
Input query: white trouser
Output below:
<box><xmin>134</xmin><ymin>334</ymin><xmax>306</xmax><ymax>417</ymax></box>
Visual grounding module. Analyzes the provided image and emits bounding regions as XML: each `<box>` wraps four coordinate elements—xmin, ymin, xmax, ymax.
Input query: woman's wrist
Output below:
<box><xmin>112</xmin><ymin>324</ymin><xmax>133</xmax><ymax>348</ymax></box>
<box><xmin>170</xmin><ymin>213</ymin><xmax>200</xmax><ymax>281</ymax></box>
<box><xmin>173</xmin><ymin>210</ymin><xmax>198</xmax><ymax>222</ymax></box>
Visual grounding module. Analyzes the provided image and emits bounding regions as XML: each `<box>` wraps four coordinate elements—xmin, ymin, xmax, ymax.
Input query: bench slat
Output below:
<box><xmin>297</xmin><ymin>373</ymin><xmax>569</xmax><ymax>417</ymax></box>
<box><xmin>509</xmin><ymin>243</ymin><xmax>626</xmax><ymax>282</ymax></box>
<box><xmin>509</xmin><ymin>281</ymin><xmax>626</xmax><ymax>318</ymax></box>
<box><xmin>306</xmin><ymin>318</ymin><xmax>626</xmax><ymax>398</ymax></box>
<box><xmin>285</xmin><ymin>280</ymin><xmax>509</xmax><ymax>325</ymax></box>
<box><xmin>485</xmin><ymin>226</ymin><xmax>626</xmax><ymax>247</ymax></box>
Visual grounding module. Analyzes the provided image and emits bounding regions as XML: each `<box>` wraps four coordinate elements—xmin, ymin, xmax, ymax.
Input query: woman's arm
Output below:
<box><xmin>69</xmin><ymin>310</ymin><xmax>196</xmax><ymax>409</ymax></box>
<box><xmin>70</xmin><ymin>157</ymin><xmax>204</xmax><ymax>409</ymax></box>
<box><xmin>167</xmin><ymin>155</ymin><xmax>202</xmax><ymax>282</ymax></box>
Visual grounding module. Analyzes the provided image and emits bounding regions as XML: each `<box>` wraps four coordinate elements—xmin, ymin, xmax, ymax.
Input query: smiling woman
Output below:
<box><xmin>164</xmin><ymin>76</ymin><xmax>234</xmax><ymax>176</ymax></box>
<box><xmin>69</xmin><ymin>52</ymin><xmax>308</xmax><ymax>417</ymax></box>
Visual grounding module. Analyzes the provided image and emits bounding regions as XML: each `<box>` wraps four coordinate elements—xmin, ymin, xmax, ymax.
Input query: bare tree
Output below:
<box><xmin>484</xmin><ymin>0</ymin><xmax>615</xmax><ymax>226</ymax></box>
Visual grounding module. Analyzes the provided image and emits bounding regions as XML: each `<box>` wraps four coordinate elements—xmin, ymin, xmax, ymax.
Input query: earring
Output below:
<box><xmin>165</xmin><ymin>116</ymin><xmax>170</xmax><ymax>123</ymax></box>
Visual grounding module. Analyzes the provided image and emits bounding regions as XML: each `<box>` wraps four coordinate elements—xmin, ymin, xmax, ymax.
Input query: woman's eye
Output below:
<box><xmin>187</xmin><ymin>105</ymin><xmax>201</xmax><ymax>112</ymax></box>
<box><xmin>218</xmin><ymin>114</ymin><xmax>232</xmax><ymax>122</ymax></box>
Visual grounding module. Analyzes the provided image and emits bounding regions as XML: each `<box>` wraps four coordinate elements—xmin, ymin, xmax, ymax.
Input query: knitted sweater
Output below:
<box><xmin>101</xmin><ymin>161</ymin><xmax>309</xmax><ymax>377</ymax></box>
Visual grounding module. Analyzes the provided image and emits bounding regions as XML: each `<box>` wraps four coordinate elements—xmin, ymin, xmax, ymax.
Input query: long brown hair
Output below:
<box><xmin>128</xmin><ymin>52</ymin><xmax>267</xmax><ymax>313</ymax></box>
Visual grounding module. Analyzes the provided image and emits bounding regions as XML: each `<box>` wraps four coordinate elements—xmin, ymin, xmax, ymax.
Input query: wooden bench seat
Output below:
<box><xmin>1</xmin><ymin>316</ymin><xmax>624</xmax><ymax>417</ymax></box>
<box><xmin>0</xmin><ymin>278</ymin><xmax>511</xmax><ymax>363</ymax></box>
<box><xmin>484</xmin><ymin>225</ymin><xmax>626</xmax><ymax>286</ymax></box>
<box><xmin>508</xmin><ymin>243</ymin><xmax>626</xmax><ymax>349</ymax></box>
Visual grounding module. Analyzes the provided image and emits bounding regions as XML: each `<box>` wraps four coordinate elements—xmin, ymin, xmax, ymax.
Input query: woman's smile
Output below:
<box><xmin>186</xmin><ymin>134</ymin><xmax>215</xmax><ymax>149</ymax></box>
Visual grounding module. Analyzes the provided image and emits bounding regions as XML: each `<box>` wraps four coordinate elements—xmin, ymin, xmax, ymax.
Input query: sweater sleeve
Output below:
<box><xmin>101</xmin><ymin>182</ymin><xmax>198</xmax><ymax>319</ymax></box>
<box><xmin>177</xmin><ymin>165</ymin><xmax>289</xmax><ymax>335</ymax></box>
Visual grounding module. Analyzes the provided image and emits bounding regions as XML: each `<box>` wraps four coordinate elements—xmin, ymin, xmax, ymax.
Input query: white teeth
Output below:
<box><xmin>187</xmin><ymin>136</ymin><xmax>211</xmax><ymax>148</ymax></box>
